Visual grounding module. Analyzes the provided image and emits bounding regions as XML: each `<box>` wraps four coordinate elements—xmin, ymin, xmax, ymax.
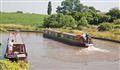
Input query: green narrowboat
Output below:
<box><xmin>43</xmin><ymin>29</ymin><xmax>93</xmax><ymax>48</ymax></box>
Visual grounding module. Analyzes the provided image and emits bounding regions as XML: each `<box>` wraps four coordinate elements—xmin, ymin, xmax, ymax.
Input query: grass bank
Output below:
<box><xmin>82</xmin><ymin>28</ymin><xmax>120</xmax><ymax>41</ymax></box>
<box><xmin>0</xmin><ymin>60</ymin><xmax>29</xmax><ymax>70</ymax></box>
<box><xmin>0</xmin><ymin>24</ymin><xmax>44</xmax><ymax>32</ymax></box>
<box><xmin>0</xmin><ymin>12</ymin><xmax>47</xmax><ymax>32</ymax></box>
<box><xmin>58</xmin><ymin>27</ymin><xmax>120</xmax><ymax>41</ymax></box>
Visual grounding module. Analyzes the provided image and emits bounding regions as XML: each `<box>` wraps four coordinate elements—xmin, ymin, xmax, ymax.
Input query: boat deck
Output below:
<box><xmin>9</xmin><ymin>32</ymin><xmax>24</xmax><ymax>44</ymax></box>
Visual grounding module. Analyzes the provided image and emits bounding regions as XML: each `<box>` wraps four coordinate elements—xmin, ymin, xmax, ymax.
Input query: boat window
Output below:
<box><xmin>61</xmin><ymin>34</ymin><xmax>64</xmax><ymax>38</ymax></box>
<box><xmin>13</xmin><ymin>44</ymin><xmax>25</xmax><ymax>53</ymax></box>
<box><xmin>57</xmin><ymin>33</ymin><xmax>61</xmax><ymax>37</ymax></box>
<box><xmin>55</xmin><ymin>33</ymin><xmax>58</xmax><ymax>37</ymax></box>
<box><xmin>75</xmin><ymin>36</ymin><xmax>84</xmax><ymax>43</ymax></box>
<box><xmin>63</xmin><ymin>34</ymin><xmax>67</xmax><ymax>38</ymax></box>
<box><xmin>48</xmin><ymin>31</ymin><xmax>51</xmax><ymax>35</ymax></box>
<box><xmin>67</xmin><ymin>35</ymin><xmax>74</xmax><ymax>40</ymax></box>
<box><xmin>51</xmin><ymin>32</ymin><xmax>54</xmax><ymax>36</ymax></box>
<box><xmin>45</xmin><ymin>30</ymin><xmax>48</xmax><ymax>34</ymax></box>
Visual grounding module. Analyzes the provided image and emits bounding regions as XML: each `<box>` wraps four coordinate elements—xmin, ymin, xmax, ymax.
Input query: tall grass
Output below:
<box><xmin>0</xmin><ymin>24</ymin><xmax>36</xmax><ymax>31</ymax></box>
<box><xmin>57</xmin><ymin>27</ymin><xmax>120</xmax><ymax>41</ymax></box>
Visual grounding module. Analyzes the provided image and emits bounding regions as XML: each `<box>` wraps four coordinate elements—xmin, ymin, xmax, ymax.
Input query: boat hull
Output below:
<box><xmin>43</xmin><ymin>33</ymin><xmax>86</xmax><ymax>47</ymax></box>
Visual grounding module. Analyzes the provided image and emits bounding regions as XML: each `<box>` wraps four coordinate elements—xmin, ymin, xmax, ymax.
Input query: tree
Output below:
<box><xmin>43</xmin><ymin>14</ymin><xmax>76</xmax><ymax>28</ymax></box>
<box><xmin>98</xmin><ymin>22</ymin><xmax>113</xmax><ymax>31</ymax></box>
<box><xmin>88</xmin><ymin>6</ymin><xmax>98</xmax><ymax>12</ymax></box>
<box><xmin>77</xmin><ymin>17</ymin><xmax>89</xmax><ymax>27</ymax></box>
<box><xmin>56</xmin><ymin>6</ymin><xmax>63</xmax><ymax>13</ymax></box>
<box><xmin>16</xmin><ymin>11</ymin><xmax>23</xmax><ymax>13</ymax></box>
<box><xmin>91</xmin><ymin>13</ymin><xmax>111</xmax><ymax>25</ymax></box>
<box><xmin>106</xmin><ymin>8</ymin><xmax>120</xmax><ymax>21</ymax></box>
<box><xmin>47</xmin><ymin>1</ymin><xmax>52</xmax><ymax>15</ymax></box>
<box><xmin>56</xmin><ymin>0</ymin><xmax>82</xmax><ymax>14</ymax></box>
<box><xmin>56</xmin><ymin>0</ymin><xmax>98</xmax><ymax>15</ymax></box>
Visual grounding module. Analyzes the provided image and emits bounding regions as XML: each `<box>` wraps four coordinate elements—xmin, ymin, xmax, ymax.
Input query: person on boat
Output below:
<box><xmin>82</xmin><ymin>33</ymin><xmax>87</xmax><ymax>40</ymax></box>
<box><xmin>8</xmin><ymin>40</ymin><xmax>14</xmax><ymax>54</ymax></box>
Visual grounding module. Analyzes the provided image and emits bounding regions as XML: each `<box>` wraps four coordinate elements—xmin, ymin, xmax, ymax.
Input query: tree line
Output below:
<box><xmin>45</xmin><ymin>0</ymin><xmax>120</xmax><ymax>31</ymax></box>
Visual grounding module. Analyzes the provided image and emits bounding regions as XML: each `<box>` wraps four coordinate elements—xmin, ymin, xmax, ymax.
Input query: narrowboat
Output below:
<box><xmin>43</xmin><ymin>29</ymin><xmax>93</xmax><ymax>48</ymax></box>
<box><xmin>5</xmin><ymin>32</ymin><xmax>27</xmax><ymax>61</ymax></box>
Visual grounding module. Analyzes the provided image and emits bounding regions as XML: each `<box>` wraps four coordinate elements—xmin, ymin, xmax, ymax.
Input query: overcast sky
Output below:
<box><xmin>0</xmin><ymin>0</ymin><xmax>119</xmax><ymax>14</ymax></box>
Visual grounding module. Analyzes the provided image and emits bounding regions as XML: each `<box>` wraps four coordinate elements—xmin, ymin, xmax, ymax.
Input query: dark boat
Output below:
<box><xmin>43</xmin><ymin>29</ymin><xmax>93</xmax><ymax>48</ymax></box>
<box><xmin>5</xmin><ymin>32</ymin><xmax>27</xmax><ymax>61</ymax></box>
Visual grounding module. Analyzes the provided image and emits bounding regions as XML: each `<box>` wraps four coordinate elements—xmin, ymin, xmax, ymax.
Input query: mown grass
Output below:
<box><xmin>0</xmin><ymin>12</ymin><xmax>48</xmax><ymax>26</ymax></box>
<box><xmin>0</xmin><ymin>60</ymin><xmax>29</xmax><ymax>70</ymax></box>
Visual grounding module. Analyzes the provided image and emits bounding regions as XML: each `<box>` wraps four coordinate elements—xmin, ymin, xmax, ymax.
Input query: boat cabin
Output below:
<box><xmin>43</xmin><ymin>29</ymin><xmax>93</xmax><ymax>48</ymax></box>
<box><xmin>5</xmin><ymin>32</ymin><xmax>27</xmax><ymax>61</ymax></box>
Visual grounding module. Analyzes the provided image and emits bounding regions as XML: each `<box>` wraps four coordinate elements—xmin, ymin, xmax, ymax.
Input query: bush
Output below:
<box><xmin>106</xmin><ymin>8</ymin><xmax>120</xmax><ymax>21</ymax></box>
<box><xmin>98</xmin><ymin>22</ymin><xmax>113</xmax><ymax>31</ymax></box>
<box><xmin>0</xmin><ymin>60</ymin><xmax>29</xmax><ymax>70</ymax></box>
<box><xmin>77</xmin><ymin>17</ymin><xmax>89</xmax><ymax>27</ymax></box>
<box><xmin>16</xmin><ymin>11</ymin><xmax>23</xmax><ymax>13</ymax></box>
<box><xmin>114</xmin><ymin>24</ymin><xmax>120</xmax><ymax>29</ymax></box>
<box><xmin>0</xmin><ymin>27</ymin><xmax>7</xmax><ymax>32</ymax></box>
<box><xmin>113</xmin><ymin>19</ymin><xmax>120</xmax><ymax>24</ymax></box>
<box><xmin>43</xmin><ymin>14</ymin><xmax>76</xmax><ymax>28</ymax></box>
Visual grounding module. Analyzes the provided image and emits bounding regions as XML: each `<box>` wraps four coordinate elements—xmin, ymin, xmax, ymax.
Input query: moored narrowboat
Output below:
<box><xmin>43</xmin><ymin>29</ymin><xmax>93</xmax><ymax>48</ymax></box>
<box><xmin>5</xmin><ymin>32</ymin><xmax>27</xmax><ymax>61</ymax></box>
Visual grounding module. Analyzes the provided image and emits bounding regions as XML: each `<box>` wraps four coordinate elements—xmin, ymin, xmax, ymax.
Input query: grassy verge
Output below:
<box><xmin>0</xmin><ymin>24</ymin><xmax>35</xmax><ymax>31</ymax></box>
<box><xmin>0</xmin><ymin>60</ymin><xmax>29</xmax><ymax>70</ymax></box>
<box><xmin>58</xmin><ymin>27</ymin><xmax>120</xmax><ymax>41</ymax></box>
<box><xmin>0</xmin><ymin>24</ymin><xmax>44</xmax><ymax>32</ymax></box>
<box><xmin>82</xmin><ymin>28</ymin><xmax>120</xmax><ymax>41</ymax></box>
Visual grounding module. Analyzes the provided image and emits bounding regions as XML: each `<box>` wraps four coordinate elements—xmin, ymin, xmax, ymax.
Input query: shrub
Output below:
<box><xmin>114</xmin><ymin>24</ymin><xmax>120</xmax><ymax>29</ymax></box>
<box><xmin>16</xmin><ymin>11</ymin><xmax>23</xmax><ymax>13</ymax></box>
<box><xmin>0</xmin><ymin>27</ymin><xmax>7</xmax><ymax>32</ymax></box>
<box><xmin>77</xmin><ymin>17</ymin><xmax>89</xmax><ymax>27</ymax></box>
<box><xmin>113</xmin><ymin>19</ymin><xmax>120</xmax><ymax>24</ymax></box>
<box><xmin>98</xmin><ymin>22</ymin><xmax>113</xmax><ymax>31</ymax></box>
<box><xmin>43</xmin><ymin>14</ymin><xmax>76</xmax><ymax>28</ymax></box>
<box><xmin>0</xmin><ymin>60</ymin><xmax>29</xmax><ymax>70</ymax></box>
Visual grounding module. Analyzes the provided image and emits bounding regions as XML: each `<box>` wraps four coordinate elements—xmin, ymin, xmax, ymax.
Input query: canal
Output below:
<box><xmin>0</xmin><ymin>32</ymin><xmax>120</xmax><ymax>70</ymax></box>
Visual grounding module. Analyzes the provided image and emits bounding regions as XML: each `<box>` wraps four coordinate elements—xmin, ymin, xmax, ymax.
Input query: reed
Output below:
<box><xmin>0</xmin><ymin>24</ymin><xmax>35</xmax><ymax>31</ymax></box>
<box><xmin>57</xmin><ymin>27</ymin><xmax>120</xmax><ymax>41</ymax></box>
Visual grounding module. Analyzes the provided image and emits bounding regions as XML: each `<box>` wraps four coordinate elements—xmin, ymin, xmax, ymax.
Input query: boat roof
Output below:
<box><xmin>45</xmin><ymin>29</ymin><xmax>76</xmax><ymax>36</ymax></box>
<box><xmin>9</xmin><ymin>32</ymin><xmax>24</xmax><ymax>44</ymax></box>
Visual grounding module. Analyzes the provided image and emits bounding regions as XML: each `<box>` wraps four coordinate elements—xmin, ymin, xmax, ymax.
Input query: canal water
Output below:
<box><xmin>0</xmin><ymin>32</ymin><xmax>120</xmax><ymax>70</ymax></box>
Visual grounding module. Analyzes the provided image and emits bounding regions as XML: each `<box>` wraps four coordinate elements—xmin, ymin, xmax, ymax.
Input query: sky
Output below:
<box><xmin>0</xmin><ymin>0</ymin><xmax>120</xmax><ymax>14</ymax></box>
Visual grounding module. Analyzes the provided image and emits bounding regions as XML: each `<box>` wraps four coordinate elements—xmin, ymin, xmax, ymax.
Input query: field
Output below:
<box><xmin>0</xmin><ymin>12</ymin><xmax>47</xmax><ymax>31</ymax></box>
<box><xmin>0</xmin><ymin>12</ymin><xmax>47</xmax><ymax>26</ymax></box>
